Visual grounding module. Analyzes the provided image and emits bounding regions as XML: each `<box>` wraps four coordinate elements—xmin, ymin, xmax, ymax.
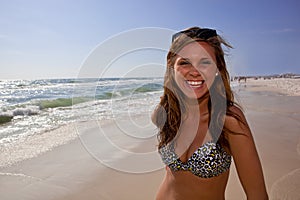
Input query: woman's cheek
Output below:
<box><xmin>174</xmin><ymin>68</ymin><xmax>183</xmax><ymax>85</ymax></box>
<box><xmin>201</xmin><ymin>66</ymin><xmax>217</xmax><ymax>87</ymax></box>
<box><xmin>174</xmin><ymin>68</ymin><xmax>188</xmax><ymax>91</ymax></box>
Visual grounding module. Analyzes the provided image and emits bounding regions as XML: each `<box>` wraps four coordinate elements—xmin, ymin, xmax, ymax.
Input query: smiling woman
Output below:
<box><xmin>152</xmin><ymin>27</ymin><xmax>268</xmax><ymax>200</ymax></box>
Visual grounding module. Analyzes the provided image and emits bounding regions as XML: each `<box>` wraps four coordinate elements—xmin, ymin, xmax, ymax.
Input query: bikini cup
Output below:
<box><xmin>159</xmin><ymin>141</ymin><xmax>232</xmax><ymax>178</ymax></box>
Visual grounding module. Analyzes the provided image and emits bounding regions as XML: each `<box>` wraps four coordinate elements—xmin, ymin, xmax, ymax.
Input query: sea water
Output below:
<box><xmin>0</xmin><ymin>78</ymin><xmax>164</xmax><ymax>164</ymax></box>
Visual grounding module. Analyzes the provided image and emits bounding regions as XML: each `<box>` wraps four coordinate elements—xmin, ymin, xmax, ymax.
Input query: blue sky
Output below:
<box><xmin>0</xmin><ymin>0</ymin><xmax>299</xmax><ymax>79</ymax></box>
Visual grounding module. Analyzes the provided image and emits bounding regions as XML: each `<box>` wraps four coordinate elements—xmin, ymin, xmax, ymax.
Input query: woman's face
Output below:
<box><xmin>173</xmin><ymin>41</ymin><xmax>218</xmax><ymax>99</ymax></box>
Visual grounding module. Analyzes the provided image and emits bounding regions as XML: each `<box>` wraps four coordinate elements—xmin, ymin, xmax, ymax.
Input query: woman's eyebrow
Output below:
<box><xmin>177</xmin><ymin>57</ymin><xmax>192</xmax><ymax>62</ymax></box>
<box><xmin>200</xmin><ymin>57</ymin><xmax>212</xmax><ymax>61</ymax></box>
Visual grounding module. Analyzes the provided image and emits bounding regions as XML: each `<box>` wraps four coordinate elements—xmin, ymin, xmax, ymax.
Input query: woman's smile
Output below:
<box><xmin>185</xmin><ymin>79</ymin><xmax>206</xmax><ymax>92</ymax></box>
<box><xmin>186</xmin><ymin>80</ymin><xmax>205</xmax><ymax>87</ymax></box>
<box><xmin>181</xmin><ymin>79</ymin><xmax>207</xmax><ymax>99</ymax></box>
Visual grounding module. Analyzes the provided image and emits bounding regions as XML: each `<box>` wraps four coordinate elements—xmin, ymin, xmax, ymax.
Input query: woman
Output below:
<box><xmin>152</xmin><ymin>27</ymin><xmax>268</xmax><ymax>199</ymax></box>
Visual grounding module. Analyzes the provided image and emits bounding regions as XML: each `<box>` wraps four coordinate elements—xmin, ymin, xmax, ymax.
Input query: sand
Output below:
<box><xmin>226</xmin><ymin>79</ymin><xmax>300</xmax><ymax>199</ymax></box>
<box><xmin>238</xmin><ymin>77</ymin><xmax>300</xmax><ymax>96</ymax></box>
<box><xmin>0</xmin><ymin>78</ymin><xmax>299</xmax><ymax>200</ymax></box>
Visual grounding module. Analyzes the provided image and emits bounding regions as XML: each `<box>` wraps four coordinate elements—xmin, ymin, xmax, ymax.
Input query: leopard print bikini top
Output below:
<box><xmin>159</xmin><ymin>141</ymin><xmax>232</xmax><ymax>178</ymax></box>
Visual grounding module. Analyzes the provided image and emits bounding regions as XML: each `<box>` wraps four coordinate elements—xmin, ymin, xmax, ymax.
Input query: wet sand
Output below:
<box><xmin>0</xmin><ymin>79</ymin><xmax>299</xmax><ymax>200</ymax></box>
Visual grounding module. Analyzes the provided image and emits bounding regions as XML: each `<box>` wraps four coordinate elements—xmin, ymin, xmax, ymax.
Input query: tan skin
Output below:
<box><xmin>155</xmin><ymin>42</ymin><xmax>268</xmax><ymax>200</ymax></box>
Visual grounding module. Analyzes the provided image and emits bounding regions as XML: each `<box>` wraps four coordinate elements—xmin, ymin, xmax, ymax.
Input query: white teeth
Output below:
<box><xmin>187</xmin><ymin>80</ymin><xmax>204</xmax><ymax>86</ymax></box>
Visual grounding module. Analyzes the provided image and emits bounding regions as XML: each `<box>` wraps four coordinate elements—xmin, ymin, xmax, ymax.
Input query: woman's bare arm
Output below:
<box><xmin>225</xmin><ymin>106</ymin><xmax>268</xmax><ymax>200</ymax></box>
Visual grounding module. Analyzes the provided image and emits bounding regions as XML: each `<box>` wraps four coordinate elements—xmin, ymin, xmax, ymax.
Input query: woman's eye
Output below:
<box><xmin>201</xmin><ymin>60</ymin><xmax>212</xmax><ymax>65</ymax></box>
<box><xmin>178</xmin><ymin>61</ymin><xmax>190</xmax><ymax>66</ymax></box>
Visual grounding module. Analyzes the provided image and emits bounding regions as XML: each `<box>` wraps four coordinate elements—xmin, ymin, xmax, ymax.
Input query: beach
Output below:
<box><xmin>227</xmin><ymin>78</ymin><xmax>300</xmax><ymax>199</ymax></box>
<box><xmin>0</xmin><ymin>78</ymin><xmax>299</xmax><ymax>200</ymax></box>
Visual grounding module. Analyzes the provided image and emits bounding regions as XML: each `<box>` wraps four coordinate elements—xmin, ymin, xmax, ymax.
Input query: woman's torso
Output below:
<box><xmin>156</xmin><ymin>166</ymin><xmax>230</xmax><ymax>200</ymax></box>
<box><xmin>156</xmin><ymin>113</ymin><xmax>231</xmax><ymax>199</ymax></box>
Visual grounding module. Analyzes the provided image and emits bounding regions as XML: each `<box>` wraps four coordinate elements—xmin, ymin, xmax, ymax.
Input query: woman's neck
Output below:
<box><xmin>185</xmin><ymin>96</ymin><xmax>209</xmax><ymax>117</ymax></box>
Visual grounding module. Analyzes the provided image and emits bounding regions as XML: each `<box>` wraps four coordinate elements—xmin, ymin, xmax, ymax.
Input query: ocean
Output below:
<box><xmin>0</xmin><ymin>77</ymin><xmax>164</xmax><ymax>167</ymax></box>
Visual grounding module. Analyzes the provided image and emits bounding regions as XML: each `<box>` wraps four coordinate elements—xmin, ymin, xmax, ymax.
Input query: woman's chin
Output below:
<box><xmin>183</xmin><ymin>91</ymin><xmax>209</xmax><ymax>104</ymax></box>
<box><xmin>183</xmin><ymin>88</ymin><xmax>209</xmax><ymax>100</ymax></box>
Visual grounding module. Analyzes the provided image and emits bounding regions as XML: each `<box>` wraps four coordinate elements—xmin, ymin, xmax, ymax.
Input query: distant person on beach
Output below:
<box><xmin>238</xmin><ymin>76</ymin><xmax>247</xmax><ymax>83</ymax></box>
<box><xmin>152</xmin><ymin>27</ymin><xmax>268</xmax><ymax>199</ymax></box>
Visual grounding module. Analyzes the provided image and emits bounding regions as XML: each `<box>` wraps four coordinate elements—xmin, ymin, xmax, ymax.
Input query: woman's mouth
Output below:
<box><xmin>186</xmin><ymin>80</ymin><xmax>205</xmax><ymax>88</ymax></box>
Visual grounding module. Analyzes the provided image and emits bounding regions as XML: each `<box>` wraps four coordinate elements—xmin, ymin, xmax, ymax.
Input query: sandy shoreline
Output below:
<box><xmin>0</xmin><ymin>79</ymin><xmax>300</xmax><ymax>200</ymax></box>
<box><xmin>0</xmin><ymin>116</ymin><xmax>164</xmax><ymax>200</ymax></box>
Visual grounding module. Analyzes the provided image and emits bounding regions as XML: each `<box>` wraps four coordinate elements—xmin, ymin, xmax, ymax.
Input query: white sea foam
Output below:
<box><xmin>0</xmin><ymin>172</ymin><xmax>42</xmax><ymax>181</ymax></box>
<box><xmin>0</xmin><ymin>123</ymin><xmax>78</xmax><ymax>168</ymax></box>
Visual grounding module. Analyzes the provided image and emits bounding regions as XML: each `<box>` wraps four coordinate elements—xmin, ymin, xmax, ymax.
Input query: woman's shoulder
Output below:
<box><xmin>227</xmin><ymin>104</ymin><xmax>244</xmax><ymax>117</ymax></box>
<box><xmin>224</xmin><ymin>104</ymin><xmax>254</xmax><ymax>154</ymax></box>
<box><xmin>224</xmin><ymin>104</ymin><xmax>250</xmax><ymax>136</ymax></box>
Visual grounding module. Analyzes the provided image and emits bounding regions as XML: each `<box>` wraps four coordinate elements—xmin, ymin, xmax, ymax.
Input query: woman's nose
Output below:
<box><xmin>189</xmin><ymin>66</ymin><xmax>201</xmax><ymax>76</ymax></box>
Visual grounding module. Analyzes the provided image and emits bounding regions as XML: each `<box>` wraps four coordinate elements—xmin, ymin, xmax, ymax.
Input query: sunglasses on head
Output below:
<box><xmin>172</xmin><ymin>28</ymin><xmax>217</xmax><ymax>43</ymax></box>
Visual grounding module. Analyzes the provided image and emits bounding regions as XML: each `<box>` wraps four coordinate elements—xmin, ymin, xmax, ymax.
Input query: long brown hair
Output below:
<box><xmin>152</xmin><ymin>27</ymin><xmax>245</xmax><ymax>150</ymax></box>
